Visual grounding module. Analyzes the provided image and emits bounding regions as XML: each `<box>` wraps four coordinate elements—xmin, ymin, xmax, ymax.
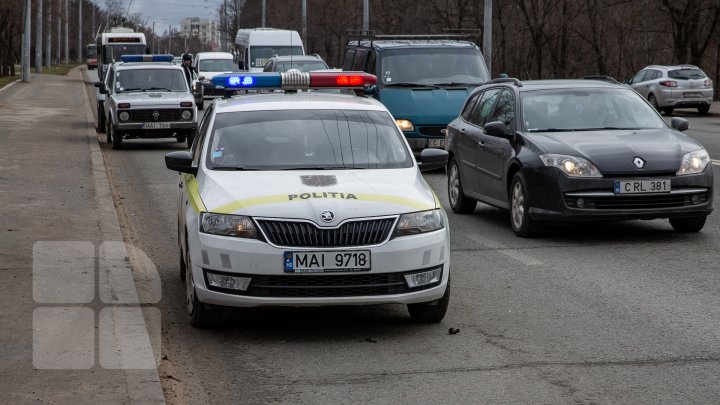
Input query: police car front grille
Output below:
<box><xmin>129</xmin><ymin>109</ymin><xmax>182</xmax><ymax>122</ymax></box>
<box><xmin>256</xmin><ymin>218</ymin><xmax>396</xmax><ymax>248</ymax></box>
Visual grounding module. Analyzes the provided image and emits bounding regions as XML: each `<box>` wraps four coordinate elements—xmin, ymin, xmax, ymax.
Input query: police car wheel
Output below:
<box><xmin>110</xmin><ymin>124</ymin><xmax>123</xmax><ymax>150</ymax></box>
<box><xmin>186</xmin><ymin>248</ymin><xmax>222</xmax><ymax>328</ymax></box>
<box><xmin>407</xmin><ymin>279</ymin><xmax>450</xmax><ymax>323</ymax></box>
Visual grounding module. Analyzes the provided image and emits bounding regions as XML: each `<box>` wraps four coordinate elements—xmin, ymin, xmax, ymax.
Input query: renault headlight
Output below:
<box><xmin>395</xmin><ymin>209</ymin><xmax>444</xmax><ymax>237</ymax></box>
<box><xmin>200</xmin><ymin>213</ymin><xmax>257</xmax><ymax>238</ymax></box>
<box><xmin>677</xmin><ymin>149</ymin><xmax>709</xmax><ymax>175</ymax></box>
<box><xmin>396</xmin><ymin>119</ymin><xmax>414</xmax><ymax>132</ymax></box>
<box><xmin>540</xmin><ymin>154</ymin><xmax>602</xmax><ymax>177</ymax></box>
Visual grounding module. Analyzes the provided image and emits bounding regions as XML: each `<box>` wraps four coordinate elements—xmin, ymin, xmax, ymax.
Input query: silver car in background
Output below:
<box><xmin>627</xmin><ymin>65</ymin><xmax>714</xmax><ymax>115</ymax></box>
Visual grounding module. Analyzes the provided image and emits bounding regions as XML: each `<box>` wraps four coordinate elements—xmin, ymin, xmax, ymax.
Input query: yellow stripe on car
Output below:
<box><xmin>183</xmin><ymin>174</ymin><xmax>207</xmax><ymax>213</ymax></box>
<box><xmin>209</xmin><ymin>191</ymin><xmax>434</xmax><ymax>214</ymax></box>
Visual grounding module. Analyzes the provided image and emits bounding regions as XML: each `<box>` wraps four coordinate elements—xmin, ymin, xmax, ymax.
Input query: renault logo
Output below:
<box><xmin>320</xmin><ymin>211</ymin><xmax>335</xmax><ymax>223</ymax></box>
<box><xmin>633</xmin><ymin>157</ymin><xmax>645</xmax><ymax>169</ymax></box>
<box><xmin>152</xmin><ymin>110</ymin><xmax>160</xmax><ymax>121</ymax></box>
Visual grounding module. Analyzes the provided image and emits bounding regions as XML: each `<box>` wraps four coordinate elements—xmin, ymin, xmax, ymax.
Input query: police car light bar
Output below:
<box><xmin>211</xmin><ymin>71</ymin><xmax>377</xmax><ymax>90</ymax></box>
<box><xmin>120</xmin><ymin>54</ymin><xmax>174</xmax><ymax>63</ymax></box>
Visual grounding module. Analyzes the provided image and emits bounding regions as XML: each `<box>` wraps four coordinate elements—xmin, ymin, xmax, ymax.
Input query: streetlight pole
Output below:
<box><xmin>79</xmin><ymin>0</ymin><xmax>83</xmax><ymax>63</ymax></box>
<box><xmin>35</xmin><ymin>0</ymin><xmax>42</xmax><ymax>73</ymax></box>
<box><xmin>64</xmin><ymin>0</ymin><xmax>69</xmax><ymax>64</ymax></box>
<box><xmin>483</xmin><ymin>0</ymin><xmax>492</xmax><ymax>76</ymax></box>
<box><xmin>45</xmin><ymin>0</ymin><xmax>51</xmax><ymax>68</ymax></box>
<box><xmin>22</xmin><ymin>0</ymin><xmax>31</xmax><ymax>82</ymax></box>
<box><xmin>362</xmin><ymin>0</ymin><xmax>369</xmax><ymax>31</ymax></box>
<box><xmin>262</xmin><ymin>0</ymin><xmax>266</xmax><ymax>28</ymax></box>
<box><xmin>302</xmin><ymin>0</ymin><xmax>307</xmax><ymax>46</ymax></box>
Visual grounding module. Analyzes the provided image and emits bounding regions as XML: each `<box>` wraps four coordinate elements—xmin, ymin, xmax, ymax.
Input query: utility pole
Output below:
<box><xmin>22</xmin><ymin>0</ymin><xmax>31</xmax><ymax>82</ymax></box>
<box><xmin>64</xmin><ymin>0</ymin><xmax>69</xmax><ymax>63</ymax></box>
<box><xmin>362</xmin><ymin>0</ymin><xmax>369</xmax><ymax>31</ymax></box>
<box><xmin>302</xmin><ymin>0</ymin><xmax>306</xmax><ymax>46</ymax></box>
<box><xmin>78</xmin><ymin>0</ymin><xmax>83</xmax><ymax>63</ymax></box>
<box><xmin>45</xmin><ymin>0</ymin><xmax>51</xmax><ymax>68</ymax></box>
<box><xmin>261</xmin><ymin>0</ymin><xmax>266</xmax><ymax>28</ymax></box>
<box><xmin>35</xmin><ymin>0</ymin><xmax>42</xmax><ymax>73</ymax></box>
<box><xmin>152</xmin><ymin>21</ymin><xmax>155</xmax><ymax>53</ymax></box>
<box><xmin>483</xmin><ymin>0</ymin><xmax>492</xmax><ymax>76</ymax></box>
<box><xmin>92</xmin><ymin>4</ymin><xmax>95</xmax><ymax>43</ymax></box>
<box><xmin>57</xmin><ymin>0</ymin><xmax>61</xmax><ymax>64</ymax></box>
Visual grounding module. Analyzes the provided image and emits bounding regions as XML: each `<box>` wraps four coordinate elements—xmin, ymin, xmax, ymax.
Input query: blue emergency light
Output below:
<box><xmin>120</xmin><ymin>54</ymin><xmax>174</xmax><ymax>63</ymax></box>
<box><xmin>211</xmin><ymin>71</ymin><xmax>377</xmax><ymax>91</ymax></box>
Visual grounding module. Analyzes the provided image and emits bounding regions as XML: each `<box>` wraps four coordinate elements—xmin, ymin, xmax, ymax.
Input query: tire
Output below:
<box><xmin>186</xmin><ymin>250</ymin><xmax>223</xmax><ymax>328</ymax></box>
<box><xmin>408</xmin><ymin>279</ymin><xmax>450</xmax><ymax>323</ymax></box>
<box><xmin>663</xmin><ymin>107</ymin><xmax>674</xmax><ymax>116</ymax></box>
<box><xmin>509</xmin><ymin>172</ymin><xmax>543</xmax><ymax>237</ymax></box>
<box><xmin>447</xmin><ymin>158</ymin><xmax>477</xmax><ymax>214</ymax></box>
<box><xmin>648</xmin><ymin>94</ymin><xmax>660</xmax><ymax>112</ymax></box>
<box><xmin>109</xmin><ymin>122</ymin><xmax>123</xmax><ymax>150</ymax></box>
<box><xmin>697</xmin><ymin>105</ymin><xmax>710</xmax><ymax>115</ymax></box>
<box><xmin>670</xmin><ymin>216</ymin><xmax>707</xmax><ymax>232</ymax></box>
<box><xmin>97</xmin><ymin>104</ymin><xmax>106</xmax><ymax>133</ymax></box>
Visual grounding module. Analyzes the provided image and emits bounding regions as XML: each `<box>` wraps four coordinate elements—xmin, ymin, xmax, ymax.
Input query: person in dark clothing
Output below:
<box><xmin>181</xmin><ymin>53</ymin><xmax>194</xmax><ymax>89</ymax></box>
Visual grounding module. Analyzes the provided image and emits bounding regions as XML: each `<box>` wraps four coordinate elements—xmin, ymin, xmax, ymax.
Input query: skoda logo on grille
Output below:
<box><xmin>633</xmin><ymin>157</ymin><xmax>645</xmax><ymax>169</ymax></box>
<box><xmin>152</xmin><ymin>110</ymin><xmax>160</xmax><ymax>121</ymax></box>
<box><xmin>320</xmin><ymin>211</ymin><xmax>335</xmax><ymax>223</ymax></box>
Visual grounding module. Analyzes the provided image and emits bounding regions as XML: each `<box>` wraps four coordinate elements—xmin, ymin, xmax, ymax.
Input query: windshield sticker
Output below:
<box><xmin>300</xmin><ymin>175</ymin><xmax>337</xmax><ymax>187</ymax></box>
<box><xmin>384</xmin><ymin>71</ymin><xmax>392</xmax><ymax>82</ymax></box>
<box><xmin>212</xmin><ymin>149</ymin><xmax>223</xmax><ymax>158</ymax></box>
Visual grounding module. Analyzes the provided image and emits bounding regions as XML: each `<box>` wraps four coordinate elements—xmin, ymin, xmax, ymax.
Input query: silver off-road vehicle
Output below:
<box><xmin>95</xmin><ymin>55</ymin><xmax>198</xmax><ymax>149</ymax></box>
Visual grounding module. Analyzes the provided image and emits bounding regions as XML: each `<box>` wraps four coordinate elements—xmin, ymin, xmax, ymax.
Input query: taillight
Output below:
<box><xmin>705</xmin><ymin>79</ymin><xmax>713</xmax><ymax>87</ymax></box>
<box><xmin>659</xmin><ymin>81</ymin><xmax>678</xmax><ymax>88</ymax></box>
<box><xmin>118</xmin><ymin>103</ymin><xmax>131</xmax><ymax>108</ymax></box>
<box><xmin>180</xmin><ymin>102</ymin><xmax>193</xmax><ymax>107</ymax></box>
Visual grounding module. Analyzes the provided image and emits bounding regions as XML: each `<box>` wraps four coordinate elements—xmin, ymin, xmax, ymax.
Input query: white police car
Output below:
<box><xmin>96</xmin><ymin>55</ymin><xmax>198</xmax><ymax>149</ymax></box>
<box><xmin>165</xmin><ymin>71</ymin><xmax>451</xmax><ymax>327</ymax></box>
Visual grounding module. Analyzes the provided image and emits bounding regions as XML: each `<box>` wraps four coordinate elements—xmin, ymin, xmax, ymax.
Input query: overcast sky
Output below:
<box><xmin>125</xmin><ymin>0</ymin><xmax>224</xmax><ymax>35</ymax></box>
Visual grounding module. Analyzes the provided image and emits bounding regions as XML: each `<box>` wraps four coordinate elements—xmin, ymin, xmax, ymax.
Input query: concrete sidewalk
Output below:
<box><xmin>0</xmin><ymin>69</ymin><xmax>165</xmax><ymax>404</ymax></box>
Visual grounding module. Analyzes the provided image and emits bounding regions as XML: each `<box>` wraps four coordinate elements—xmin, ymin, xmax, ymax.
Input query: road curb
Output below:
<box><xmin>0</xmin><ymin>78</ymin><xmax>21</xmax><ymax>93</ymax></box>
<box><xmin>78</xmin><ymin>67</ymin><xmax>166</xmax><ymax>404</ymax></box>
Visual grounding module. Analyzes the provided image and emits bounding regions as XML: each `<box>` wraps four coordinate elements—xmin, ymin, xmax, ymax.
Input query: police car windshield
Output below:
<box><xmin>115</xmin><ymin>69</ymin><xmax>188</xmax><ymax>92</ymax></box>
<box><xmin>522</xmin><ymin>88</ymin><xmax>666</xmax><ymax>132</ymax></box>
<box><xmin>207</xmin><ymin>110</ymin><xmax>414</xmax><ymax>170</ymax></box>
<box><xmin>198</xmin><ymin>59</ymin><xmax>236</xmax><ymax>72</ymax></box>
<box><xmin>381</xmin><ymin>47</ymin><xmax>490</xmax><ymax>86</ymax></box>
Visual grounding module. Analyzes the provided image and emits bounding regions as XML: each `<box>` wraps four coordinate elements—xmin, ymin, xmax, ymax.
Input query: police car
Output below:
<box><xmin>164</xmin><ymin>70</ymin><xmax>451</xmax><ymax>327</ymax></box>
<box><xmin>95</xmin><ymin>55</ymin><xmax>198</xmax><ymax>149</ymax></box>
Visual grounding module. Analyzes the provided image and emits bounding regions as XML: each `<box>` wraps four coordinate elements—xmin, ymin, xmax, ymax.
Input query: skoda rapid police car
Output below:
<box><xmin>95</xmin><ymin>55</ymin><xmax>198</xmax><ymax>149</ymax></box>
<box><xmin>165</xmin><ymin>71</ymin><xmax>451</xmax><ymax>327</ymax></box>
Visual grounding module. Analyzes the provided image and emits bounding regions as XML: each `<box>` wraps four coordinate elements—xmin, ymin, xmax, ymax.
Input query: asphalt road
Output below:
<box><xmin>84</xmin><ymin>70</ymin><xmax>720</xmax><ymax>404</ymax></box>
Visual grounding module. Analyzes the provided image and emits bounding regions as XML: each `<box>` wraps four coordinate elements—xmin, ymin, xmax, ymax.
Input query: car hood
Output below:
<box><xmin>197</xmin><ymin>168</ymin><xmax>438</xmax><ymax>224</ymax></box>
<box><xmin>112</xmin><ymin>92</ymin><xmax>193</xmax><ymax>107</ymax></box>
<box><xmin>378</xmin><ymin>87</ymin><xmax>473</xmax><ymax>126</ymax></box>
<box><xmin>530</xmin><ymin>128</ymin><xmax>703</xmax><ymax>174</ymax></box>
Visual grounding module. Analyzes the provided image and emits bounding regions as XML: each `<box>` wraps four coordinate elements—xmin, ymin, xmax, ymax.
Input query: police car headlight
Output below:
<box><xmin>395</xmin><ymin>209</ymin><xmax>444</xmax><ymax>237</ymax></box>
<box><xmin>119</xmin><ymin>111</ymin><xmax>130</xmax><ymax>122</ymax></box>
<box><xmin>677</xmin><ymin>149</ymin><xmax>709</xmax><ymax>175</ymax></box>
<box><xmin>200</xmin><ymin>213</ymin><xmax>257</xmax><ymax>238</ymax></box>
<box><xmin>181</xmin><ymin>110</ymin><xmax>192</xmax><ymax>120</ymax></box>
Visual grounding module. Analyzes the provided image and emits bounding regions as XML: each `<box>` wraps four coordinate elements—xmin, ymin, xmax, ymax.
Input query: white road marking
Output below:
<box><xmin>711</xmin><ymin>159</ymin><xmax>720</xmax><ymax>166</ymax></box>
<box><xmin>467</xmin><ymin>233</ymin><xmax>543</xmax><ymax>266</ymax></box>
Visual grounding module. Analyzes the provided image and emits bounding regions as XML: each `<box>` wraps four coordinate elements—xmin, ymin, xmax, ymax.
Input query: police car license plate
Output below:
<box><xmin>284</xmin><ymin>250</ymin><xmax>371</xmax><ymax>273</ymax></box>
<box><xmin>614</xmin><ymin>179</ymin><xmax>671</xmax><ymax>194</ymax></box>
<box><xmin>143</xmin><ymin>122</ymin><xmax>170</xmax><ymax>129</ymax></box>
<box><xmin>429</xmin><ymin>139</ymin><xmax>445</xmax><ymax>148</ymax></box>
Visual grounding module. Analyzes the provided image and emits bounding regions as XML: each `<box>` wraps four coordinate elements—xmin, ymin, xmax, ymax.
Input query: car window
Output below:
<box><xmin>262</xmin><ymin>60</ymin><xmax>273</xmax><ymax>72</ymax></box>
<box><xmin>114</xmin><ymin>69</ymin><xmax>188</xmax><ymax>92</ymax></box>
<box><xmin>198</xmin><ymin>59</ymin><xmax>235</xmax><ymax>72</ymax></box>
<box><xmin>366</xmin><ymin>51</ymin><xmax>376</xmax><ymax>74</ymax></box>
<box><xmin>668</xmin><ymin>68</ymin><xmax>706</xmax><ymax>80</ymax></box>
<box><xmin>629</xmin><ymin>70</ymin><xmax>647</xmax><ymax>84</ymax></box>
<box><xmin>352</xmin><ymin>49</ymin><xmax>367</xmax><ymax>71</ymax></box>
<box><xmin>193</xmin><ymin>105</ymin><xmax>214</xmax><ymax>162</ymax></box>
<box><xmin>461</xmin><ymin>92</ymin><xmax>481</xmax><ymax>121</ymax></box>
<box><xmin>380</xmin><ymin>47</ymin><xmax>489</xmax><ymax>85</ymax></box>
<box><xmin>521</xmin><ymin>88</ymin><xmax>666</xmax><ymax>131</ymax></box>
<box><xmin>205</xmin><ymin>110</ymin><xmax>413</xmax><ymax>170</ymax></box>
<box><xmin>342</xmin><ymin>49</ymin><xmax>356</xmax><ymax>71</ymax></box>
<box><xmin>275</xmin><ymin>61</ymin><xmax>329</xmax><ymax>73</ymax></box>
<box><xmin>469</xmin><ymin>88</ymin><xmax>501</xmax><ymax>126</ymax></box>
<box><xmin>489</xmin><ymin>89</ymin><xmax>515</xmax><ymax>124</ymax></box>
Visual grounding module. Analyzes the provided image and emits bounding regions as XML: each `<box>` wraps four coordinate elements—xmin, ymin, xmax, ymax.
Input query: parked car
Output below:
<box><xmin>445</xmin><ymin>78</ymin><xmax>713</xmax><ymax>237</ymax></box>
<box><xmin>626</xmin><ymin>65</ymin><xmax>713</xmax><ymax>115</ymax></box>
<box><xmin>262</xmin><ymin>54</ymin><xmax>329</xmax><ymax>73</ymax></box>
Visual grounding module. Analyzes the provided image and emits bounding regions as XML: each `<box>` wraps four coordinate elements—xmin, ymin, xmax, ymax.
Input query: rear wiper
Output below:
<box><xmin>384</xmin><ymin>82</ymin><xmax>438</xmax><ymax>88</ymax></box>
<box><xmin>143</xmin><ymin>87</ymin><xmax>173</xmax><ymax>92</ymax></box>
<box><xmin>211</xmin><ymin>166</ymin><xmax>260</xmax><ymax>171</ymax></box>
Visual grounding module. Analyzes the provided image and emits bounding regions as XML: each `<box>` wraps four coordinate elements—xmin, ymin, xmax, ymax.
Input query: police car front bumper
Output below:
<box><xmin>189</xmin><ymin>228</ymin><xmax>450</xmax><ymax>307</ymax></box>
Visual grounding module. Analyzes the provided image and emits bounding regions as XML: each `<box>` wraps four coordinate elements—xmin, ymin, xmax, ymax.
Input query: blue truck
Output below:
<box><xmin>342</xmin><ymin>32</ymin><xmax>490</xmax><ymax>155</ymax></box>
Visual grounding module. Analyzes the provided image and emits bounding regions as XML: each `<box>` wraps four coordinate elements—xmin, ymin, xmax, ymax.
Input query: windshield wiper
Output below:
<box><xmin>118</xmin><ymin>88</ymin><xmax>143</xmax><ymax>93</ymax></box>
<box><xmin>434</xmin><ymin>82</ymin><xmax>483</xmax><ymax>87</ymax></box>
<box><xmin>527</xmin><ymin>128</ymin><xmax>579</xmax><ymax>132</ymax></box>
<box><xmin>211</xmin><ymin>166</ymin><xmax>260</xmax><ymax>171</ymax></box>
<box><xmin>143</xmin><ymin>87</ymin><xmax>173</xmax><ymax>92</ymax></box>
<box><xmin>279</xmin><ymin>166</ymin><xmax>362</xmax><ymax>170</ymax></box>
<box><xmin>384</xmin><ymin>82</ymin><xmax>439</xmax><ymax>88</ymax></box>
<box><xmin>571</xmin><ymin>127</ymin><xmax>646</xmax><ymax>131</ymax></box>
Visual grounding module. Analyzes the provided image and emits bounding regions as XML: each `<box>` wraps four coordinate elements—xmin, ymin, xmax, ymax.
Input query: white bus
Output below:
<box><xmin>96</xmin><ymin>30</ymin><xmax>147</xmax><ymax>80</ymax></box>
<box><xmin>235</xmin><ymin>28</ymin><xmax>304</xmax><ymax>72</ymax></box>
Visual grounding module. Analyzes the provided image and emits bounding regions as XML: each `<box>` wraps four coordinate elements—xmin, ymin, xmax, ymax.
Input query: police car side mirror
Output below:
<box><xmin>671</xmin><ymin>117</ymin><xmax>689</xmax><ymax>132</ymax></box>
<box><xmin>94</xmin><ymin>81</ymin><xmax>107</xmax><ymax>94</ymax></box>
<box><xmin>417</xmin><ymin>148</ymin><xmax>449</xmax><ymax>172</ymax></box>
<box><xmin>165</xmin><ymin>151</ymin><xmax>197</xmax><ymax>175</ymax></box>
